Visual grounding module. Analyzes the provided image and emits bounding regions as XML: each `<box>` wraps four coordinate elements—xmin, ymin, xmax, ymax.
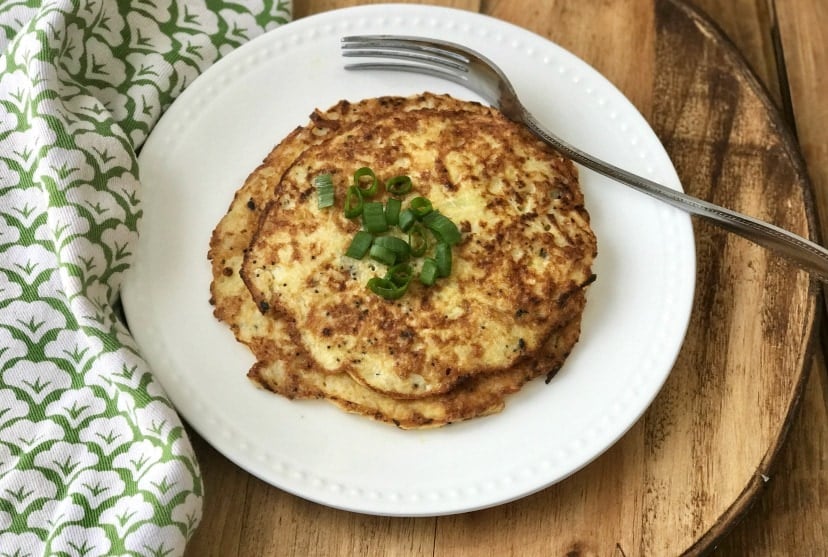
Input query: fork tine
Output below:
<box><xmin>341</xmin><ymin>35</ymin><xmax>512</xmax><ymax>107</ymax></box>
<box><xmin>342</xmin><ymin>49</ymin><xmax>469</xmax><ymax>73</ymax></box>
<box><xmin>342</xmin><ymin>35</ymin><xmax>471</xmax><ymax>62</ymax></box>
<box><xmin>343</xmin><ymin>61</ymin><xmax>470</xmax><ymax>87</ymax></box>
<box><xmin>341</xmin><ymin>35</ymin><xmax>471</xmax><ymax>74</ymax></box>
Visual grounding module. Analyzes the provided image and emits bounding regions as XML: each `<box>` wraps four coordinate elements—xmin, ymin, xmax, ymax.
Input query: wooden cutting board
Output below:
<box><xmin>185</xmin><ymin>1</ymin><xmax>819</xmax><ymax>555</ymax></box>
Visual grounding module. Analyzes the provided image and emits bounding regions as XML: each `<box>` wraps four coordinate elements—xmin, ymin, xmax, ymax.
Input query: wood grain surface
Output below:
<box><xmin>184</xmin><ymin>0</ymin><xmax>828</xmax><ymax>554</ymax></box>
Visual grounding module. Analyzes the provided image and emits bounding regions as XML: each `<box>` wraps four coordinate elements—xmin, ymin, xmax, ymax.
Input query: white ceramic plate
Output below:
<box><xmin>122</xmin><ymin>4</ymin><xmax>696</xmax><ymax>516</ymax></box>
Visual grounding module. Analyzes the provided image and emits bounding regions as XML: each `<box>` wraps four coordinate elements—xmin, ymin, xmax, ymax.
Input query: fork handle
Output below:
<box><xmin>520</xmin><ymin>112</ymin><xmax>828</xmax><ymax>280</ymax></box>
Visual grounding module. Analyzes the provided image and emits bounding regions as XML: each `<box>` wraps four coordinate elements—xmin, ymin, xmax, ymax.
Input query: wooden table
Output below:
<box><xmin>184</xmin><ymin>1</ymin><xmax>828</xmax><ymax>554</ymax></box>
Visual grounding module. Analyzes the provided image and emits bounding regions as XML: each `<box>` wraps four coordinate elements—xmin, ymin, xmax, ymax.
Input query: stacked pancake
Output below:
<box><xmin>208</xmin><ymin>93</ymin><xmax>596</xmax><ymax>429</ymax></box>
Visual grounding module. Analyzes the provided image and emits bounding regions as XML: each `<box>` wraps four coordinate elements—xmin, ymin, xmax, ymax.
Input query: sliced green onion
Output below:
<box><xmin>353</xmin><ymin>167</ymin><xmax>379</xmax><ymax>197</ymax></box>
<box><xmin>385</xmin><ymin>263</ymin><xmax>413</xmax><ymax>287</ymax></box>
<box><xmin>408</xmin><ymin>223</ymin><xmax>428</xmax><ymax>257</ymax></box>
<box><xmin>419</xmin><ymin>258</ymin><xmax>438</xmax><ymax>286</ymax></box>
<box><xmin>385</xmin><ymin>197</ymin><xmax>401</xmax><ymax>226</ymax></box>
<box><xmin>344</xmin><ymin>185</ymin><xmax>363</xmax><ymax>218</ymax></box>
<box><xmin>385</xmin><ymin>175</ymin><xmax>412</xmax><ymax>196</ymax></box>
<box><xmin>423</xmin><ymin>211</ymin><xmax>461</xmax><ymax>245</ymax></box>
<box><xmin>373</xmin><ymin>235</ymin><xmax>410</xmax><ymax>262</ymax></box>
<box><xmin>367</xmin><ymin>276</ymin><xmax>409</xmax><ymax>300</ymax></box>
<box><xmin>330</xmin><ymin>167</ymin><xmax>458</xmax><ymax>300</ymax></box>
<box><xmin>398</xmin><ymin>208</ymin><xmax>417</xmax><ymax>232</ymax></box>
<box><xmin>345</xmin><ymin>230</ymin><xmax>373</xmax><ymax>259</ymax></box>
<box><xmin>409</xmin><ymin>196</ymin><xmax>433</xmax><ymax>217</ymax></box>
<box><xmin>362</xmin><ymin>201</ymin><xmax>388</xmax><ymax>233</ymax></box>
<box><xmin>369</xmin><ymin>244</ymin><xmax>396</xmax><ymax>266</ymax></box>
<box><xmin>435</xmin><ymin>242</ymin><xmax>452</xmax><ymax>277</ymax></box>
<box><xmin>314</xmin><ymin>173</ymin><xmax>335</xmax><ymax>208</ymax></box>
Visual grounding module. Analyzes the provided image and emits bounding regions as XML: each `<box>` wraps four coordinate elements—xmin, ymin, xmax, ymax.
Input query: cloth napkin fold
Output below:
<box><xmin>0</xmin><ymin>1</ymin><xmax>291</xmax><ymax>554</ymax></box>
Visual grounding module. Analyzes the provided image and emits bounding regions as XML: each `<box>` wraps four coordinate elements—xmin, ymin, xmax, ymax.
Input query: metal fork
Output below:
<box><xmin>341</xmin><ymin>35</ymin><xmax>828</xmax><ymax>279</ymax></box>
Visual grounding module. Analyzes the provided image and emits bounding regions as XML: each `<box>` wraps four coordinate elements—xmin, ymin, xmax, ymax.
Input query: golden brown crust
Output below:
<box><xmin>240</xmin><ymin>105</ymin><xmax>595</xmax><ymax>398</ymax></box>
<box><xmin>250</xmin><ymin>313</ymin><xmax>582</xmax><ymax>429</ymax></box>
<box><xmin>208</xmin><ymin>92</ymin><xmax>596</xmax><ymax>428</ymax></box>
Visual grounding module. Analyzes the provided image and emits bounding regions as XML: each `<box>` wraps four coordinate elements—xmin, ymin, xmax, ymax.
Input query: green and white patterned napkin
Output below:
<box><xmin>0</xmin><ymin>1</ymin><xmax>291</xmax><ymax>555</ymax></box>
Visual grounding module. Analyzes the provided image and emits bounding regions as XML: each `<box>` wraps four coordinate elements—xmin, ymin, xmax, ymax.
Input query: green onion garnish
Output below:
<box><xmin>419</xmin><ymin>258</ymin><xmax>438</xmax><ymax>286</ymax></box>
<box><xmin>362</xmin><ymin>201</ymin><xmax>388</xmax><ymax>233</ymax></box>
<box><xmin>385</xmin><ymin>197</ymin><xmax>401</xmax><ymax>226</ymax></box>
<box><xmin>408</xmin><ymin>223</ymin><xmax>428</xmax><ymax>257</ymax></box>
<box><xmin>344</xmin><ymin>185</ymin><xmax>363</xmax><ymax>218</ymax></box>
<box><xmin>435</xmin><ymin>242</ymin><xmax>452</xmax><ymax>277</ymax></box>
<box><xmin>385</xmin><ymin>175</ymin><xmax>412</xmax><ymax>196</ymax></box>
<box><xmin>314</xmin><ymin>166</ymin><xmax>459</xmax><ymax>300</ymax></box>
<box><xmin>367</xmin><ymin>276</ymin><xmax>409</xmax><ymax>300</ymax></box>
<box><xmin>386</xmin><ymin>263</ymin><xmax>413</xmax><ymax>287</ymax></box>
<box><xmin>409</xmin><ymin>196</ymin><xmax>433</xmax><ymax>217</ymax></box>
<box><xmin>398</xmin><ymin>208</ymin><xmax>417</xmax><ymax>232</ymax></box>
<box><xmin>423</xmin><ymin>211</ymin><xmax>461</xmax><ymax>245</ymax></box>
<box><xmin>369</xmin><ymin>244</ymin><xmax>396</xmax><ymax>266</ymax></box>
<box><xmin>354</xmin><ymin>167</ymin><xmax>379</xmax><ymax>197</ymax></box>
<box><xmin>314</xmin><ymin>173</ymin><xmax>335</xmax><ymax>208</ymax></box>
<box><xmin>373</xmin><ymin>236</ymin><xmax>411</xmax><ymax>262</ymax></box>
<box><xmin>345</xmin><ymin>230</ymin><xmax>373</xmax><ymax>259</ymax></box>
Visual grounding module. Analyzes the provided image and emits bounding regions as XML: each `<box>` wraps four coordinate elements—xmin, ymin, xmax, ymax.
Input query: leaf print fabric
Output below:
<box><xmin>0</xmin><ymin>1</ymin><xmax>291</xmax><ymax>555</ymax></box>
